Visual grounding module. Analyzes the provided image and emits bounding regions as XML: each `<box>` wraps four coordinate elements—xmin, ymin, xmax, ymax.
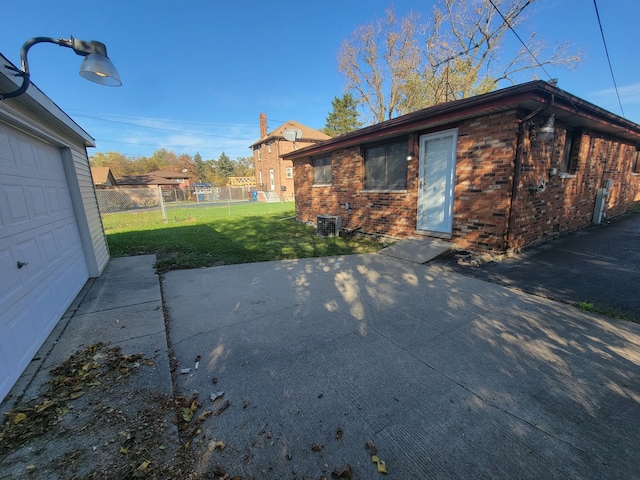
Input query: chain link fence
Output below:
<box><xmin>96</xmin><ymin>187</ymin><xmax>162</xmax><ymax>213</ymax></box>
<box><xmin>96</xmin><ymin>186</ymin><xmax>258</xmax><ymax>215</ymax></box>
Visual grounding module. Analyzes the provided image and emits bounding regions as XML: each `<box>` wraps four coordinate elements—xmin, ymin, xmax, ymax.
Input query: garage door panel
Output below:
<box><xmin>28</xmin><ymin>185</ymin><xmax>48</xmax><ymax>220</ymax></box>
<box><xmin>0</xmin><ymin>128</ymin><xmax>14</xmax><ymax>167</ymax></box>
<box><xmin>5</xmin><ymin>184</ymin><xmax>30</xmax><ymax>227</ymax></box>
<box><xmin>40</xmin><ymin>230</ymin><xmax>61</xmax><ymax>268</ymax></box>
<box><xmin>46</xmin><ymin>186</ymin><xmax>62</xmax><ymax>216</ymax></box>
<box><xmin>33</xmin><ymin>283</ymin><xmax>58</xmax><ymax>334</ymax></box>
<box><xmin>16</xmin><ymin>237</ymin><xmax>45</xmax><ymax>283</ymax></box>
<box><xmin>0</xmin><ymin>218</ymin><xmax>79</xmax><ymax>313</ymax></box>
<box><xmin>15</xmin><ymin>136</ymin><xmax>37</xmax><ymax>171</ymax></box>
<box><xmin>0</xmin><ymin>247</ymin><xmax>21</xmax><ymax>301</ymax></box>
<box><xmin>0</xmin><ymin>304</ymin><xmax>38</xmax><ymax>375</ymax></box>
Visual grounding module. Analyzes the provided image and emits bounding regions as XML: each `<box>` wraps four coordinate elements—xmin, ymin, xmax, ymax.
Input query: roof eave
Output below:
<box><xmin>283</xmin><ymin>80</ymin><xmax>640</xmax><ymax>159</ymax></box>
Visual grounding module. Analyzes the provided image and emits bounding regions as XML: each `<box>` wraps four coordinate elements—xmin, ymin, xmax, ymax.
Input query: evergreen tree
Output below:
<box><xmin>323</xmin><ymin>93</ymin><xmax>363</xmax><ymax>136</ymax></box>
<box><xmin>216</xmin><ymin>152</ymin><xmax>236</xmax><ymax>179</ymax></box>
<box><xmin>194</xmin><ymin>152</ymin><xmax>206</xmax><ymax>181</ymax></box>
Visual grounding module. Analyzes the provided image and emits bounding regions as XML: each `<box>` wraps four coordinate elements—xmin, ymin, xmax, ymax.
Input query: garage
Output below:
<box><xmin>0</xmin><ymin>53</ymin><xmax>110</xmax><ymax>402</ymax></box>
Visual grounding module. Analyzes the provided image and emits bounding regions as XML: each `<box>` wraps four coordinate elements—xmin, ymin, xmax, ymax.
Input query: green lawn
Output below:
<box><xmin>103</xmin><ymin>203</ymin><xmax>386</xmax><ymax>272</ymax></box>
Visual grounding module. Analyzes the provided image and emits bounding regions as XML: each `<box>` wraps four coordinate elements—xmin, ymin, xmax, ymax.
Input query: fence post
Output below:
<box><xmin>158</xmin><ymin>186</ymin><xmax>167</xmax><ymax>222</ymax></box>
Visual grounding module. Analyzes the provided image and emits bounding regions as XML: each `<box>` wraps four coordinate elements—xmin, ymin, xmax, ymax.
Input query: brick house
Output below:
<box><xmin>283</xmin><ymin>80</ymin><xmax>640</xmax><ymax>252</ymax></box>
<box><xmin>250</xmin><ymin>113</ymin><xmax>330</xmax><ymax>201</ymax></box>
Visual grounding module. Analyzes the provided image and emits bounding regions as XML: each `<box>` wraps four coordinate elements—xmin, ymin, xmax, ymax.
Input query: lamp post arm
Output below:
<box><xmin>19</xmin><ymin>37</ymin><xmax>66</xmax><ymax>74</ymax></box>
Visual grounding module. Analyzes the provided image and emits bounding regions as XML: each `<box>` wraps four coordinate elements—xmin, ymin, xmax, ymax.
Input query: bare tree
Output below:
<box><xmin>338</xmin><ymin>0</ymin><xmax>581</xmax><ymax>123</ymax></box>
<box><xmin>338</xmin><ymin>8</ymin><xmax>421</xmax><ymax>123</ymax></box>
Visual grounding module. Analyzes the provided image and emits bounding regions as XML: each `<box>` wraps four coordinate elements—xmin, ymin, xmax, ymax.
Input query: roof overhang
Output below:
<box><xmin>283</xmin><ymin>80</ymin><xmax>640</xmax><ymax>160</ymax></box>
<box><xmin>0</xmin><ymin>52</ymin><xmax>95</xmax><ymax>148</ymax></box>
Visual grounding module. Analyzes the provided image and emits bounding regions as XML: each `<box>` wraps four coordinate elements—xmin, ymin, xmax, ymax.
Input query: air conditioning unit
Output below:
<box><xmin>317</xmin><ymin>215</ymin><xmax>341</xmax><ymax>237</ymax></box>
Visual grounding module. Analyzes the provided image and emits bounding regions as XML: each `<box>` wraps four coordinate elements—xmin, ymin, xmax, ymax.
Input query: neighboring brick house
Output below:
<box><xmin>283</xmin><ymin>80</ymin><xmax>640</xmax><ymax>253</ymax></box>
<box><xmin>250</xmin><ymin>113</ymin><xmax>330</xmax><ymax>201</ymax></box>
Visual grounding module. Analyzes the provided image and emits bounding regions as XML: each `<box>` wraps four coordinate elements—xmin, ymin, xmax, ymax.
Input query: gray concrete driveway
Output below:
<box><xmin>163</xmin><ymin>253</ymin><xmax>640</xmax><ymax>479</ymax></box>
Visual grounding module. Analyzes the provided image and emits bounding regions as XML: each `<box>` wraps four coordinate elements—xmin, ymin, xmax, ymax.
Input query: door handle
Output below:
<box><xmin>17</xmin><ymin>261</ymin><xmax>28</xmax><ymax>269</ymax></box>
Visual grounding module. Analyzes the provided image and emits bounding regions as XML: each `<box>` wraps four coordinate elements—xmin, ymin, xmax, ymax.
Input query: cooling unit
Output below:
<box><xmin>317</xmin><ymin>215</ymin><xmax>341</xmax><ymax>237</ymax></box>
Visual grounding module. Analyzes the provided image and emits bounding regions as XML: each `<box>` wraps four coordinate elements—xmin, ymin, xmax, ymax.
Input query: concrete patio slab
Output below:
<box><xmin>378</xmin><ymin>236</ymin><xmax>451</xmax><ymax>263</ymax></box>
<box><xmin>163</xmin><ymin>253</ymin><xmax>640</xmax><ymax>479</ymax></box>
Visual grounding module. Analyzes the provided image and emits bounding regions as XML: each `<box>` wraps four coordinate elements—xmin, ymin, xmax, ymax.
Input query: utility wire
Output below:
<box><xmin>593</xmin><ymin>0</ymin><xmax>625</xmax><ymax>117</ymax></box>
<box><xmin>487</xmin><ymin>0</ymin><xmax>553</xmax><ymax>80</ymax></box>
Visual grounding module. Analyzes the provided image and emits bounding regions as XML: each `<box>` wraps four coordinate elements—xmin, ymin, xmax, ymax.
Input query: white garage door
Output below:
<box><xmin>0</xmin><ymin>122</ymin><xmax>89</xmax><ymax>401</ymax></box>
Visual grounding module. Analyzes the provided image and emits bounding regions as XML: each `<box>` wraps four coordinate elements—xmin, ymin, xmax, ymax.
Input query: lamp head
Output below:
<box><xmin>536</xmin><ymin>114</ymin><xmax>555</xmax><ymax>142</ymax></box>
<box><xmin>72</xmin><ymin>38</ymin><xmax>122</xmax><ymax>86</ymax></box>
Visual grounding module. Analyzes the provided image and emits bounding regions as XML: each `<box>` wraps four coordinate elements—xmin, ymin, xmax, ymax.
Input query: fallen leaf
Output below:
<box><xmin>208</xmin><ymin>440</ymin><xmax>226</xmax><ymax>451</ymax></box>
<box><xmin>243</xmin><ymin>399</ymin><xmax>250</xmax><ymax>408</ymax></box>
<box><xmin>68</xmin><ymin>391</ymin><xmax>84</xmax><ymax>400</ymax></box>
<box><xmin>331</xmin><ymin>463</ymin><xmax>352</xmax><ymax>479</ymax></box>
<box><xmin>311</xmin><ymin>443</ymin><xmax>324</xmax><ymax>452</ymax></box>
<box><xmin>143</xmin><ymin>359</ymin><xmax>154</xmax><ymax>366</ymax></box>
<box><xmin>26</xmin><ymin>465</ymin><xmax>35</xmax><ymax>470</ymax></box>
<box><xmin>13</xmin><ymin>412</ymin><xmax>27</xmax><ymax>424</ymax></box>
<box><xmin>181</xmin><ymin>408</ymin><xmax>194</xmax><ymax>422</ymax></box>
<box><xmin>365</xmin><ymin>439</ymin><xmax>378</xmax><ymax>455</ymax></box>
<box><xmin>213</xmin><ymin>400</ymin><xmax>230</xmax><ymax>416</ymax></box>
<box><xmin>335</xmin><ymin>426</ymin><xmax>343</xmax><ymax>440</ymax></box>
<box><xmin>137</xmin><ymin>460</ymin><xmax>151</xmax><ymax>471</ymax></box>
<box><xmin>159</xmin><ymin>445</ymin><xmax>167</xmax><ymax>450</ymax></box>
<box><xmin>119</xmin><ymin>446</ymin><xmax>129</xmax><ymax>454</ymax></box>
<box><xmin>34</xmin><ymin>400</ymin><xmax>55</xmax><ymax>413</ymax></box>
<box><xmin>197</xmin><ymin>411</ymin><xmax>213</xmax><ymax>423</ymax></box>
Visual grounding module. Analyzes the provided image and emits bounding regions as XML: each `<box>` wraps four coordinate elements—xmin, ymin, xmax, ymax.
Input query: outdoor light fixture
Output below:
<box><xmin>535</xmin><ymin>114</ymin><xmax>555</xmax><ymax>142</ymax></box>
<box><xmin>1</xmin><ymin>36</ymin><xmax>121</xmax><ymax>100</ymax></box>
<box><xmin>406</xmin><ymin>152</ymin><xmax>416</xmax><ymax>161</ymax></box>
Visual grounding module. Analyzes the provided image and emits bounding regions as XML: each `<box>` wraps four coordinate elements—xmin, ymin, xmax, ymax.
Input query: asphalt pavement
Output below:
<box><xmin>432</xmin><ymin>212</ymin><xmax>640</xmax><ymax>321</ymax></box>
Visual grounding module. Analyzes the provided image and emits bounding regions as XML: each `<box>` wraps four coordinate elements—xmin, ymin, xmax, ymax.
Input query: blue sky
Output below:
<box><xmin>1</xmin><ymin>0</ymin><xmax>638</xmax><ymax>160</ymax></box>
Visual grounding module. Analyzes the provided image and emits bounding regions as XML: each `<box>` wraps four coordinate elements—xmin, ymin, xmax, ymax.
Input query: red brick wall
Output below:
<box><xmin>294</xmin><ymin>109</ymin><xmax>640</xmax><ymax>252</ymax></box>
<box><xmin>451</xmin><ymin>112</ymin><xmax>518</xmax><ymax>251</ymax></box>
<box><xmin>294</xmin><ymin>145</ymin><xmax>419</xmax><ymax>238</ymax></box>
<box><xmin>508</xmin><ymin>120</ymin><xmax>640</xmax><ymax>250</ymax></box>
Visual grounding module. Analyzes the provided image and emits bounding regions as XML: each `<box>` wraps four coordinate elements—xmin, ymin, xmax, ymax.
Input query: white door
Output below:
<box><xmin>417</xmin><ymin>129</ymin><xmax>458</xmax><ymax>234</ymax></box>
<box><xmin>0</xmin><ymin>122</ymin><xmax>89</xmax><ymax>401</ymax></box>
<box><xmin>269</xmin><ymin>169</ymin><xmax>275</xmax><ymax>191</ymax></box>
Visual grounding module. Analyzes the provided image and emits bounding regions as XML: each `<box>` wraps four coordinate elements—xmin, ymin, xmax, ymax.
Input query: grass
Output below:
<box><xmin>576</xmin><ymin>301</ymin><xmax>637</xmax><ymax>323</ymax></box>
<box><xmin>103</xmin><ymin>203</ymin><xmax>387</xmax><ymax>272</ymax></box>
<box><xmin>626</xmin><ymin>201</ymin><xmax>640</xmax><ymax>214</ymax></box>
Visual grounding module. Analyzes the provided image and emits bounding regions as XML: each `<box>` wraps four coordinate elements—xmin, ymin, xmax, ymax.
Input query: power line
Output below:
<box><xmin>487</xmin><ymin>0</ymin><xmax>553</xmax><ymax>80</ymax></box>
<box><xmin>70</xmin><ymin>113</ymin><xmax>256</xmax><ymax>141</ymax></box>
<box><xmin>593</xmin><ymin>0</ymin><xmax>625</xmax><ymax>117</ymax></box>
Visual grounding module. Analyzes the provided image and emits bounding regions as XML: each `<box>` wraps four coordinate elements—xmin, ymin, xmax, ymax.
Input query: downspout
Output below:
<box><xmin>505</xmin><ymin>95</ymin><xmax>554</xmax><ymax>250</ymax></box>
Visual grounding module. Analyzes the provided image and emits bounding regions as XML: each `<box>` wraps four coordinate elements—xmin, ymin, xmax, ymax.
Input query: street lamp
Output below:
<box><xmin>1</xmin><ymin>36</ymin><xmax>121</xmax><ymax>100</ymax></box>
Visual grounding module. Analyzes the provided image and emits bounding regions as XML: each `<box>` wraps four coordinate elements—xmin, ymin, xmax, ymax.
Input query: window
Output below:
<box><xmin>285</xmin><ymin>167</ymin><xmax>293</xmax><ymax>178</ymax></box>
<box><xmin>364</xmin><ymin>139</ymin><xmax>408</xmax><ymax>189</ymax></box>
<box><xmin>633</xmin><ymin>149</ymin><xmax>640</xmax><ymax>174</ymax></box>
<box><xmin>560</xmin><ymin>130</ymin><xmax>579</xmax><ymax>174</ymax></box>
<box><xmin>312</xmin><ymin>155</ymin><xmax>332</xmax><ymax>184</ymax></box>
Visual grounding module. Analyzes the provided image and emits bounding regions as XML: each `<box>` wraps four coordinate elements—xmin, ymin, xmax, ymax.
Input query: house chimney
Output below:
<box><xmin>259</xmin><ymin>113</ymin><xmax>267</xmax><ymax>139</ymax></box>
